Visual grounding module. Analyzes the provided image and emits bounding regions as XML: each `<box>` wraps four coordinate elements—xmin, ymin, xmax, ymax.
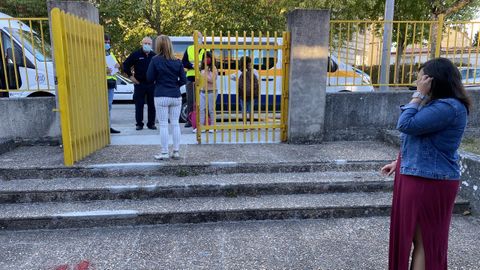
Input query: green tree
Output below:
<box><xmin>368</xmin><ymin>0</ymin><xmax>480</xmax><ymax>83</ymax></box>
<box><xmin>0</xmin><ymin>0</ymin><xmax>47</xmax><ymax>17</ymax></box>
<box><xmin>473</xmin><ymin>31</ymin><xmax>479</xmax><ymax>47</ymax></box>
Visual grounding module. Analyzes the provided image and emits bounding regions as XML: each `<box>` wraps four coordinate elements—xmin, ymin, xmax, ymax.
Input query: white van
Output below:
<box><xmin>0</xmin><ymin>12</ymin><xmax>55</xmax><ymax>98</ymax></box>
<box><xmin>0</xmin><ymin>12</ymin><xmax>134</xmax><ymax>101</ymax></box>
<box><xmin>170</xmin><ymin>36</ymin><xmax>374</xmax><ymax>122</ymax></box>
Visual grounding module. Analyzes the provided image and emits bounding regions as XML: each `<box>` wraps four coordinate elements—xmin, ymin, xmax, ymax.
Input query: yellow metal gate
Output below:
<box><xmin>51</xmin><ymin>8</ymin><xmax>109</xmax><ymax>166</ymax></box>
<box><xmin>192</xmin><ymin>31</ymin><xmax>290</xmax><ymax>144</ymax></box>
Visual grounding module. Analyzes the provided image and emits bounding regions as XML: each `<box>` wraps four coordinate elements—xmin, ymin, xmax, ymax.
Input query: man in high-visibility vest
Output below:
<box><xmin>182</xmin><ymin>31</ymin><xmax>207</xmax><ymax>128</ymax></box>
<box><xmin>105</xmin><ymin>34</ymin><xmax>121</xmax><ymax>134</ymax></box>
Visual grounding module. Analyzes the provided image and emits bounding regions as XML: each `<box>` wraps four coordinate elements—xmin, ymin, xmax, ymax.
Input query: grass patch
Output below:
<box><xmin>461</xmin><ymin>138</ymin><xmax>480</xmax><ymax>155</ymax></box>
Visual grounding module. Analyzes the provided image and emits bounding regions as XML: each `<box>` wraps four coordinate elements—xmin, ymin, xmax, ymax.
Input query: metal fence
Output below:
<box><xmin>51</xmin><ymin>8</ymin><xmax>109</xmax><ymax>166</ymax></box>
<box><xmin>330</xmin><ymin>15</ymin><xmax>480</xmax><ymax>89</ymax></box>
<box><xmin>0</xmin><ymin>17</ymin><xmax>54</xmax><ymax>97</ymax></box>
<box><xmin>192</xmin><ymin>31</ymin><xmax>290</xmax><ymax>144</ymax></box>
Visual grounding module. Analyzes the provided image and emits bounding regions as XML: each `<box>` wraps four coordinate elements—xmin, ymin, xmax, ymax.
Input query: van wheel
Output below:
<box><xmin>180</xmin><ymin>96</ymin><xmax>187</xmax><ymax>123</ymax></box>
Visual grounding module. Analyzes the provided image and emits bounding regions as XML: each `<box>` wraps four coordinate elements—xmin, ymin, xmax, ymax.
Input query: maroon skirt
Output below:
<box><xmin>389</xmin><ymin>156</ymin><xmax>459</xmax><ymax>270</ymax></box>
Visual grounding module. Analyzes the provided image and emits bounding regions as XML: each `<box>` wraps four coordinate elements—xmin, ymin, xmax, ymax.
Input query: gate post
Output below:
<box><xmin>286</xmin><ymin>9</ymin><xmax>330</xmax><ymax>143</ymax></box>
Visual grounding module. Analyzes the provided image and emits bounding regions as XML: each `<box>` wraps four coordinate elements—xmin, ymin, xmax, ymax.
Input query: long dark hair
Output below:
<box><xmin>238</xmin><ymin>56</ymin><xmax>252</xmax><ymax>72</ymax></box>
<box><xmin>200</xmin><ymin>51</ymin><xmax>213</xmax><ymax>71</ymax></box>
<box><xmin>419</xmin><ymin>58</ymin><xmax>472</xmax><ymax>113</ymax></box>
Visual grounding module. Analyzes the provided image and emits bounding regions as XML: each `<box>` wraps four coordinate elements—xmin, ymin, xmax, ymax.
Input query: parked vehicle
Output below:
<box><xmin>459</xmin><ymin>67</ymin><xmax>480</xmax><ymax>90</ymax></box>
<box><xmin>113</xmin><ymin>73</ymin><xmax>134</xmax><ymax>101</ymax></box>
<box><xmin>170</xmin><ymin>36</ymin><xmax>374</xmax><ymax>122</ymax></box>
<box><xmin>0</xmin><ymin>12</ymin><xmax>55</xmax><ymax>98</ymax></box>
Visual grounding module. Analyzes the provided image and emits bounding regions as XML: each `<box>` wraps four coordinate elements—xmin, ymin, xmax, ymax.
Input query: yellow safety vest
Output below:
<box><xmin>186</xmin><ymin>45</ymin><xmax>206</xmax><ymax>77</ymax></box>
<box><xmin>106</xmin><ymin>53</ymin><xmax>118</xmax><ymax>80</ymax></box>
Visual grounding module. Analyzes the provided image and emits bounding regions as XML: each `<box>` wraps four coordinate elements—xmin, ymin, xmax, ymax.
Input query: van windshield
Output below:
<box><xmin>4</xmin><ymin>27</ymin><xmax>52</xmax><ymax>62</ymax></box>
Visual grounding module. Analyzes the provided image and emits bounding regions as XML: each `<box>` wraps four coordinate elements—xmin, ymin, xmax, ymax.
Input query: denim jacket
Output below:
<box><xmin>397</xmin><ymin>98</ymin><xmax>467</xmax><ymax>180</ymax></box>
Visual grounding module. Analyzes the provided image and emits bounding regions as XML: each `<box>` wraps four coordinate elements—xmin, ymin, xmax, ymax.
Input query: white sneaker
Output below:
<box><xmin>171</xmin><ymin>151</ymin><xmax>180</xmax><ymax>159</ymax></box>
<box><xmin>208</xmin><ymin>130</ymin><xmax>214</xmax><ymax>133</ymax></box>
<box><xmin>192</xmin><ymin>128</ymin><xmax>197</xmax><ymax>133</ymax></box>
<box><xmin>154</xmin><ymin>153</ymin><xmax>169</xmax><ymax>160</ymax></box>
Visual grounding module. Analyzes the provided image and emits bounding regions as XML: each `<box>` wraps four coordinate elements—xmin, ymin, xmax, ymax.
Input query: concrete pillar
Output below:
<box><xmin>287</xmin><ymin>9</ymin><xmax>330</xmax><ymax>143</ymax></box>
<box><xmin>47</xmin><ymin>1</ymin><xmax>99</xmax><ymax>23</ymax></box>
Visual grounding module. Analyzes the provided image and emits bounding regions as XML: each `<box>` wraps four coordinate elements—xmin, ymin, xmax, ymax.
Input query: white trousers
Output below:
<box><xmin>154</xmin><ymin>97</ymin><xmax>182</xmax><ymax>153</ymax></box>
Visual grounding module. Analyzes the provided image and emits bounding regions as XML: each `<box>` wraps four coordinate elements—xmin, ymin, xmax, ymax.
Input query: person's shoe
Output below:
<box><xmin>136</xmin><ymin>125</ymin><xmax>143</xmax><ymax>130</ymax></box>
<box><xmin>147</xmin><ymin>125</ymin><xmax>157</xmax><ymax>130</ymax></box>
<box><xmin>184</xmin><ymin>122</ymin><xmax>192</xmax><ymax>128</ymax></box>
<box><xmin>154</xmin><ymin>153</ymin><xmax>169</xmax><ymax>160</ymax></box>
<box><xmin>192</xmin><ymin>128</ymin><xmax>197</xmax><ymax>133</ymax></box>
<box><xmin>208</xmin><ymin>129</ymin><xmax>214</xmax><ymax>133</ymax></box>
<box><xmin>110</xmin><ymin>128</ymin><xmax>120</xmax><ymax>134</ymax></box>
<box><xmin>171</xmin><ymin>151</ymin><xmax>180</xmax><ymax>159</ymax></box>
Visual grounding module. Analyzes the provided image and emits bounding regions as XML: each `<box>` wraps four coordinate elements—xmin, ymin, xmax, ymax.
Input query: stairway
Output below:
<box><xmin>0</xmin><ymin>162</ymin><xmax>470</xmax><ymax>231</ymax></box>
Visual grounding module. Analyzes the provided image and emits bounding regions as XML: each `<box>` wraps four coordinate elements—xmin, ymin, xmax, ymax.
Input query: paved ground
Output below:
<box><xmin>0</xmin><ymin>141</ymin><xmax>398</xmax><ymax>169</ymax></box>
<box><xmin>109</xmin><ymin>104</ymin><xmax>282</xmax><ymax>145</ymax></box>
<box><xmin>0</xmin><ymin>216</ymin><xmax>479</xmax><ymax>270</ymax></box>
<box><xmin>1</xmin><ymin>104</ymin><xmax>477</xmax><ymax>269</ymax></box>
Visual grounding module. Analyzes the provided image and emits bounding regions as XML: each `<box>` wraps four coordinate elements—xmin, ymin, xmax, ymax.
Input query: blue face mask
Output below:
<box><xmin>142</xmin><ymin>44</ymin><xmax>152</xmax><ymax>53</ymax></box>
<box><xmin>105</xmin><ymin>43</ymin><xmax>111</xmax><ymax>51</ymax></box>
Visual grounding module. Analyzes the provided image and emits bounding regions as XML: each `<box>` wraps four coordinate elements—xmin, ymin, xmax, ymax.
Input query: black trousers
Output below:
<box><xmin>133</xmin><ymin>84</ymin><xmax>156</xmax><ymax>127</ymax></box>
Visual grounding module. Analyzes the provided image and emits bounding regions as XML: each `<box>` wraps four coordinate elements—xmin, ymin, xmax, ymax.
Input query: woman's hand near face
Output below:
<box><xmin>417</xmin><ymin>75</ymin><xmax>433</xmax><ymax>95</ymax></box>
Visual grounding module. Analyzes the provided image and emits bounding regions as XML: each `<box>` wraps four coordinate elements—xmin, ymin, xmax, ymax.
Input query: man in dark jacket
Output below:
<box><xmin>123</xmin><ymin>37</ymin><xmax>157</xmax><ymax>130</ymax></box>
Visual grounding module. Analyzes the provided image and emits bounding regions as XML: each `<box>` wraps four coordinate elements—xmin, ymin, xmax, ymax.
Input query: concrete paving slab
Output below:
<box><xmin>0</xmin><ymin>141</ymin><xmax>399</xmax><ymax>169</ymax></box>
<box><xmin>0</xmin><ymin>216</ymin><xmax>478</xmax><ymax>269</ymax></box>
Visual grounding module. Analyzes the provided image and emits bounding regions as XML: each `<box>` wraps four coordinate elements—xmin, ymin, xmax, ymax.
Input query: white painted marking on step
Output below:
<box><xmin>210</xmin><ymin>161</ymin><xmax>238</xmax><ymax>167</ymax></box>
<box><xmin>143</xmin><ymin>185</ymin><xmax>158</xmax><ymax>191</ymax></box>
<box><xmin>87</xmin><ymin>162</ymin><xmax>162</xmax><ymax>168</ymax></box>
<box><xmin>334</xmin><ymin>159</ymin><xmax>347</xmax><ymax>165</ymax></box>
<box><xmin>58</xmin><ymin>210</ymin><xmax>138</xmax><ymax>217</ymax></box>
<box><xmin>109</xmin><ymin>185</ymin><xmax>140</xmax><ymax>192</ymax></box>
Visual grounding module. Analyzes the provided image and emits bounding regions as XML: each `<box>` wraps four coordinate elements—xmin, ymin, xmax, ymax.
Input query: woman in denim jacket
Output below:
<box><xmin>381</xmin><ymin>58</ymin><xmax>471</xmax><ymax>270</ymax></box>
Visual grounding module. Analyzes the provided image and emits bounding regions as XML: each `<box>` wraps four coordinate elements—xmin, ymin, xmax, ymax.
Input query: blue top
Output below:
<box><xmin>146</xmin><ymin>55</ymin><xmax>186</xmax><ymax>98</ymax></box>
<box><xmin>122</xmin><ymin>48</ymin><xmax>156</xmax><ymax>84</ymax></box>
<box><xmin>397</xmin><ymin>98</ymin><xmax>468</xmax><ymax>180</ymax></box>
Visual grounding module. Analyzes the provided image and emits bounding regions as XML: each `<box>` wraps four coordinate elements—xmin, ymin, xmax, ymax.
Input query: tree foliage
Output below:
<box><xmin>1</xmin><ymin>0</ymin><xmax>479</xmax><ymax>62</ymax></box>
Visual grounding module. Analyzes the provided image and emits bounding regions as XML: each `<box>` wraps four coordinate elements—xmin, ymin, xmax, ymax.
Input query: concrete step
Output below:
<box><xmin>2</xmin><ymin>216</ymin><xmax>479</xmax><ymax>269</ymax></box>
<box><xmin>0</xmin><ymin>138</ymin><xmax>15</xmax><ymax>155</ymax></box>
<box><xmin>0</xmin><ymin>191</ymin><xmax>469</xmax><ymax>230</ymax></box>
<box><xmin>0</xmin><ymin>171</ymin><xmax>393</xmax><ymax>203</ymax></box>
<box><xmin>0</xmin><ymin>160</ymin><xmax>390</xmax><ymax>180</ymax></box>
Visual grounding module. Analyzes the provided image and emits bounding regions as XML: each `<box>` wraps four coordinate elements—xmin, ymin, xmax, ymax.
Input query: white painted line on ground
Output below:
<box><xmin>210</xmin><ymin>161</ymin><xmax>238</xmax><ymax>167</ymax></box>
<box><xmin>58</xmin><ymin>210</ymin><xmax>139</xmax><ymax>217</ymax></box>
<box><xmin>87</xmin><ymin>162</ymin><xmax>162</xmax><ymax>168</ymax></box>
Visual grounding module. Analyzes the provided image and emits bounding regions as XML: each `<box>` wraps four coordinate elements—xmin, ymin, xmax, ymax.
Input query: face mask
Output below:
<box><xmin>142</xmin><ymin>44</ymin><xmax>152</xmax><ymax>53</ymax></box>
<box><xmin>105</xmin><ymin>43</ymin><xmax>111</xmax><ymax>50</ymax></box>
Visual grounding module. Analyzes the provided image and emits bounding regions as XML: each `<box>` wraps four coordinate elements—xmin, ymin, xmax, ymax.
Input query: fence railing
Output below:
<box><xmin>192</xmin><ymin>31</ymin><xmax>290</xmax><ymax>143</ymax></box>
<box><xmin>0</xmin><ymin>17</ymin><xmax>54</xmax><ymax>98</ymax></box>
<box><xmin>51</xmin><ymin>8</ymin><xmax>109</xmax><ymax>166</ymax></box>
<box><xmin>330</xmin><ymin>16</ymin><xmax>480</xmax><ymax>88</ymax></box>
